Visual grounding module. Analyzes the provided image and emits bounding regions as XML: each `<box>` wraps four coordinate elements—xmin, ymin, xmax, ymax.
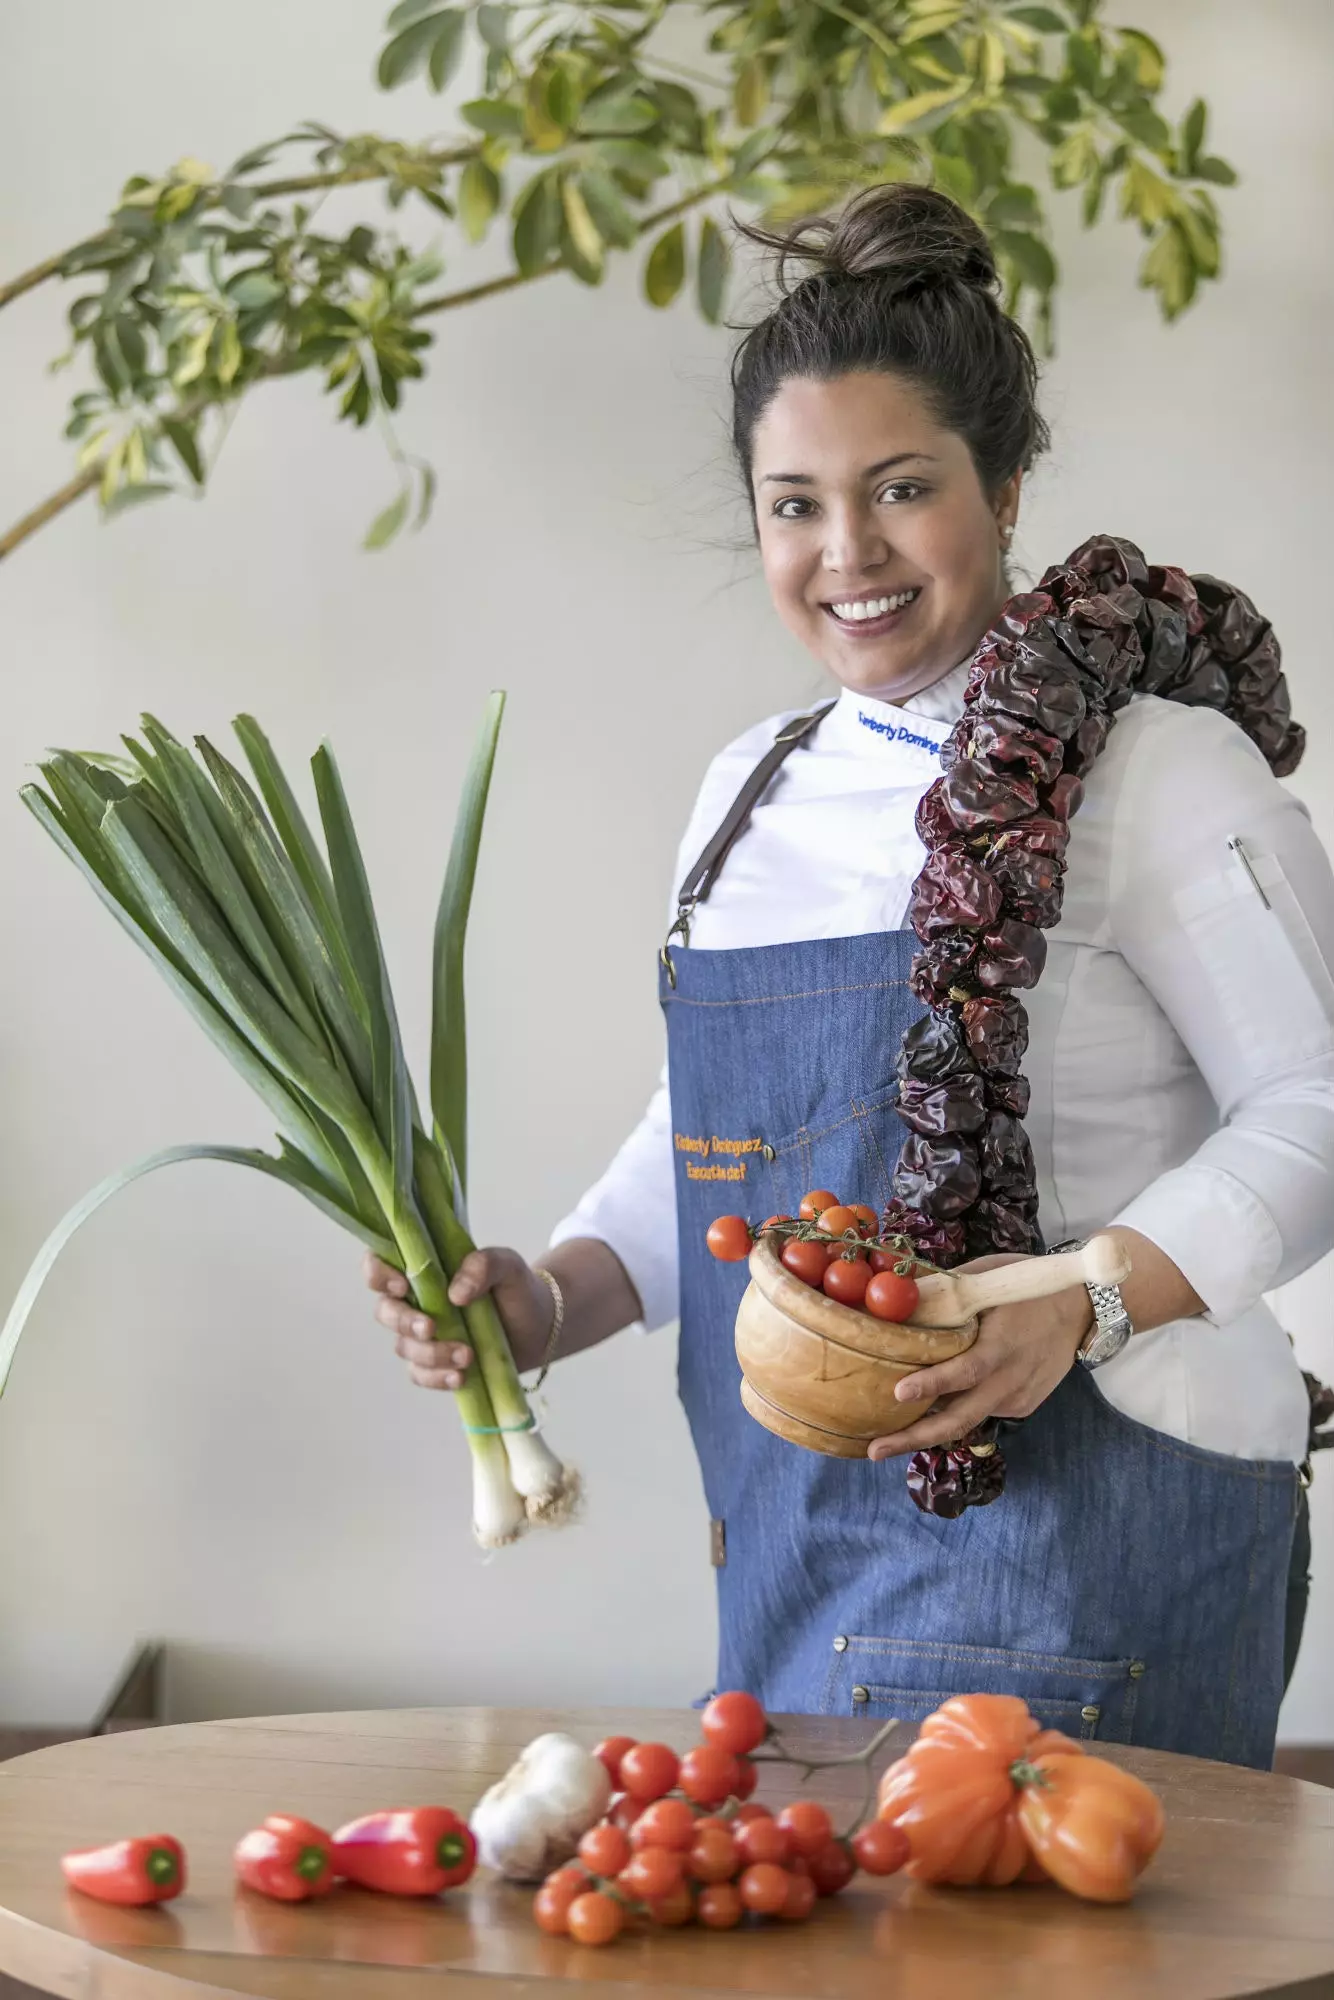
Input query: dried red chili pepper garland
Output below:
<box><xmin>885</xmin><ymin>533</ymin><xmax>1305</xmax><ymax>1517</ymax></box>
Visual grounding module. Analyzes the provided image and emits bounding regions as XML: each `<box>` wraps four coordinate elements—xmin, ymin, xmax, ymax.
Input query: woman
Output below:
<box><xmin>370</xmin><ymin>186</ymin><xmax>1334</xmax><ymax>1768</ymax></box>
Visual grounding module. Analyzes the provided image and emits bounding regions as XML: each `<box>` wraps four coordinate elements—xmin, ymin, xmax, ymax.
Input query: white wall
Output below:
<box><xmin>1</xmin><ymin>0</ymin><xmax>1330</xmax><ymax>1735</ymax></box>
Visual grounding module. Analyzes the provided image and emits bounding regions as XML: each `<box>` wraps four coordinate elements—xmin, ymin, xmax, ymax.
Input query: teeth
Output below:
<box><xmin>831</xmin><ymin>588</ymin><xmax>919</xmax><ymax>621</ymax></box>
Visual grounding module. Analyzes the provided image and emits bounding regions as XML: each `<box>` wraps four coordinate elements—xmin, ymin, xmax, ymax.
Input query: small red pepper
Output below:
<box><xmin>62</xmin><ymin>1834</ymin><xmax>185</xmax><ymax>1907</ymax></box>
<box><xmin>235</xmin><ymin>1815</ymin><xmax>336</xmax><ymax>1902</ymax></box>
<box><xmin>332</xmin><ymin>1807</ymin><xmax>476</xmax><ymax>1896</ymax></box>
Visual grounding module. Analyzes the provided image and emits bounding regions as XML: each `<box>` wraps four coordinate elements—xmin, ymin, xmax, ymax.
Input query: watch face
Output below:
<box><xmin>1080</xmin><ymin>1318</ymin><xmax>1131</xmax><ymax>1369</ymax></box>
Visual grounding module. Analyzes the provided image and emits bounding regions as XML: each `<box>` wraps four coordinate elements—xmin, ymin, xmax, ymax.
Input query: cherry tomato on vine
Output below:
<box><xmin>851</xmin><ymin>1819</ymin><xmax>910</xmax><ymax>1876</ymax></box>
<box><xmin>594</xmin><ymin>1736</ymin><xmax>636</xmax><ymax>1787</ymax></box>
<box><xmin>647</xmin><ymin>1878</ymin><xmax>695</xmax><ymax>1926</ymax></box>
<box><xmin>866</xmin><ymin>1270</ymin><xmax>921</xmax><ymax>1322</ymax></box>
<box><xmin>631</xmin><ymin>1799</ymin><xmax>697</xmax><ymax>1853</ymax></box>
<box><xmin>618</xmin><ymin>1743</ymin><xmax>680</xmax><ymax>1802</ymax></box>
<box><xmin>777</xmin><ymin>1802</ymin><xmax>833</xmax><ymax>1859</ymax></box>
<box><xmin>807</xmin><ymin>1838</ymin><xmax>857</xmax><ymax>1897</ymax></box>
<box><xmin>688</xmin><ymin>1827</ymin><xmax>740</xmax><ymax>1884</ymax></box>
<box><xmin>608</xmin><ymin>1794</ymin><xmax>644</xmax><ymax>1833</ymax></box>
<box><xmin>578</xmin><ymin>1823</ymin><xmax>630</xmax><ymax>1877</ymax></box>
<box><xmin>798</xmin><ymin>1189</ymin><xmax>841</xmax><ymax>1221</ymax></box>
<box><xmin>732</xmin><ymin>1803</ymin><xmax>772</xmax><ymax>1827</ymax></box>
<box><xmin>738</xmin><ymin>1862</ymin><xmax>791</xmax><ymax>1915</ymax></box>
<box><xmin>733</xmin><ymin>1757</ymin><xmax>759</xmax><ymax>1800</ymax></box>
<box><xmin>620</xmin><ymin>1846</ymin><xmax>684</xmax><ymax>1901</ymax></box>
<box><xmin>816</xmin><ymin>1204</ymin><xmax>860</xmax><ymax>1239</ymax></box>
<box><xmin>706</xmin><ymin>1216</ymin><xmax>753</xmax><ymax>1263</ymax></box>
<box><xmin>849</xmin><ymin>1203</ymin><xmax>879</xmax><ymax>1237</ymax></box>
<box><xmin>781</xmin><ymin>1239</ymin><xmax>832</xmax><ymax>1288</ymax></box>
<box><xmin>679</xmin><ymin>1745</ymin><xmax>743</xmax><ymax>1808</ymax></box>
<box><xmin>735</xmin><ymin>1816</ymin><xmax>789</xmax><ymax>1867</ymax></box>
<box><xmin>567</xmin><ymin>1890</ymin><xmax>623</xmax><ymax>1945</ymax></box>
<box><xmin>758</xmin><ymin>1214</ymin><xmax>793</xmax><ymax>1233</ymax></box>
<box><xmin>698</xmin><ymin>1881</ymin><xmax>744</xmax><ymax>1929</ymax></box>
<box><xmin>700</xmin><ymin>1690</ymin><xmax>768</xmax><ymax>1757</ymax></box>
<box><xmin>823</xmin><ymin>1255</ymin><xmax>872</xmax><ymax>1307</ymax></box>
<box><xmin>781</xmin><ymin>1869</ymin><xmax>817</xmax><ymax>1921</ymax></box>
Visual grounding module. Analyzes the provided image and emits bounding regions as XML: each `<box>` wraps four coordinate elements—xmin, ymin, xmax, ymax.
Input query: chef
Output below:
<box><xmin>368</xmin><ymin>184</ymin><xmax>1334</xmax><ymax>1770</ymax></box>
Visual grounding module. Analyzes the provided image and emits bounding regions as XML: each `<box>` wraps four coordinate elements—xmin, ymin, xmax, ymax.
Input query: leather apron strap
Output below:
<box><xmin>660</xmin><ymin>701</ymin><xmax>836</xmax><ymax>985</ymax></box>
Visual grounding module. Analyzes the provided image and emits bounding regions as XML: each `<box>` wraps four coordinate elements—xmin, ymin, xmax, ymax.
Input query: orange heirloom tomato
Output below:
<box><xmin>1015</xmin><ymin>1754</ymin><xmax>1164</xmax><ymax>1904</ymax></box>
<box><xmin>876</xmin><ymin>1699</ymin><xmax>1086</xmax><ymax>1888</ymax></box>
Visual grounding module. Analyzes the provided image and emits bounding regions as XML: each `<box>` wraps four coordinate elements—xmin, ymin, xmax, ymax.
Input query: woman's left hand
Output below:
<box><xmin>866</xmin><ymin>1254</ymin><xmax>1093</xmax><ymax>1462</ymax></box>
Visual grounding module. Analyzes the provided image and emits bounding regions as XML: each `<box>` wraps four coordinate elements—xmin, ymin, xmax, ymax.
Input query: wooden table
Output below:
<box><xmin>1</xmin><ymin>1707</ymin><xmax>1332</xmax><ymax>2000</ymax></box>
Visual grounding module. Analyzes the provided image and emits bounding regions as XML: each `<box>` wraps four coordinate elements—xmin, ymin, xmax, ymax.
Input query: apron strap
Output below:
<box><xmin>660</xmin><ymin>700</ymin><xmax>836</xmax><ymax>984</ymax></box>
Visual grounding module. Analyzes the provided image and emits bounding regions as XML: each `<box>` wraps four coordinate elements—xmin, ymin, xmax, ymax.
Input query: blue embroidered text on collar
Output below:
<box><xmin>857</xmin><ymin>709</ymin><xmax>945</xmax><ymax>757</ymax></box>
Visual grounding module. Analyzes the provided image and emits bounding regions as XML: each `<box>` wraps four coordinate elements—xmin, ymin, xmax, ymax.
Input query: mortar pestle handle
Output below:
<box><xmin>908</xmin><ymin>1235</ymin><xmax>1132</xmax><ymax>1330</ymax></box>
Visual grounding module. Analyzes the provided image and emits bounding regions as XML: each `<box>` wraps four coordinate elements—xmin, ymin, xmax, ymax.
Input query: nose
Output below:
<box><xmin>820</xmin><ymin>497</ymin><xmax>889</xmax><ymax>579</ymax></box>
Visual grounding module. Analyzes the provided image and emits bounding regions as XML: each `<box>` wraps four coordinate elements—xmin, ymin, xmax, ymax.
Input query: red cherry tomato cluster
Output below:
<box><xmin>534</xmin><ymin>1692</ymin><xmax>907</xmax><ymax>1946</ymax></box>
<box><xmin>705</xmin><ymin>1190</ymin><xmax>924</xmax><ymax>1325</ymax></box>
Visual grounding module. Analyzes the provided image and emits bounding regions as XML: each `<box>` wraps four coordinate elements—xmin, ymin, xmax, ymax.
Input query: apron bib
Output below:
<box><xmin>660</xmin><ymin>724</ymin><xmax>1298</xmax><ymax>1769</ymax></box>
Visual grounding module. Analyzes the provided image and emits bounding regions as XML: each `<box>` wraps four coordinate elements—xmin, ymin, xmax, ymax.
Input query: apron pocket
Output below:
<box><xmin>824</xmin><ymin>1635</ymin><xmax>1142</xmax><ymax>1742</ymax></box>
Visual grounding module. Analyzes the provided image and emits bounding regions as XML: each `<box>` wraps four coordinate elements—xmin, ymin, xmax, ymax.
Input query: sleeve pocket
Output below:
<box><xmin>1173</xmin><ymin>845</ymin><xmax>1334</xmax><ymax>1072</ymax></box>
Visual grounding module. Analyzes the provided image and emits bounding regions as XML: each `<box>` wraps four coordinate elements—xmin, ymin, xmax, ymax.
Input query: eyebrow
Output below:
<box><xmin>758</xmin><ymin>452</ymin><xmax>940</xmax><ymax>486</ymax></box>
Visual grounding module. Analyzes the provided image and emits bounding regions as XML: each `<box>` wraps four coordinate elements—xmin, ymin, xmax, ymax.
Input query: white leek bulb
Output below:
<box><xmin>470</xmin><ymin>1732</ymin><xmax>612</xmax><ymax>1881</ymax></box>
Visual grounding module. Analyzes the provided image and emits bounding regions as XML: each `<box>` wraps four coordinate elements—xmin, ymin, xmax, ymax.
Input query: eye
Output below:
<box><xmin>771</xmin><ymin>494</ymin><xmax>817</xmax><ymax>520</ymax></box>
<box><xmin>878</xmin><ymin>480</ymin><xmax>928</xmax><ymax>505</ymax></box>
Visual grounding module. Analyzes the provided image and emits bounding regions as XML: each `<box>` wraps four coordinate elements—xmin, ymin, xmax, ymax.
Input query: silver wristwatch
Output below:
<box><xmin>1048</xmin><ymin>1238</ymin><xmax>1133</xmax><ymax>1370</ymax></box>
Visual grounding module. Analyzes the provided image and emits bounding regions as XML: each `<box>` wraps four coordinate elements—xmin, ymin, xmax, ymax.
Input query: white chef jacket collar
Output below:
<box><xmin>821</xmin><ymin>658</ymin><xmax>971</xmax><ymax>773</ymax></box>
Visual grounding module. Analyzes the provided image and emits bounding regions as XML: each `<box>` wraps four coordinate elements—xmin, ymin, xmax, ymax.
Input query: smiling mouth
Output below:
<box><xmin>822</xmin><ymin>586</ymin><xmax>922</xmax><ymax>629</ymax></box>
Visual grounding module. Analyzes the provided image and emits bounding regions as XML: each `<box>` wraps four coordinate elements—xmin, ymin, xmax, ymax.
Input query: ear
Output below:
<box><xmin>994</xmin><ymin>468</ymin><xmax>1024</xmax><ymax>538</ymax></box>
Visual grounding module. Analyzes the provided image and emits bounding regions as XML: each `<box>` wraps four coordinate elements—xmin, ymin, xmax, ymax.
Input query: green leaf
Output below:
<box><xmin>477</xmin><ymin>3</ymin><xmax>508</xmax><ymax>49</ymax></box>
<box><xmin>524</xmin><ymin>69</ymin><xmax>567</xmax><ymax>150</ymax></box>
<box><xmin>994</xmin><ymin>229</ymin><xmax>1057</xmax><ymax>291</ymax></box>
<box><xmin>458</xmin><ymin>157</ymin><xmax>501</xmax><ymax>242</ymax></box>
<box><xmin>644</xmin><ymin>221</ymin><xmax>685</xmax><ymax>307</ymax></box>
<box><xmin>580</xmin><ymin>90</ymin><xmax>658</xmax><ymax>134</ymax></box>
<box><xmin>1065</xmin><ymin>29</ymin><xmax>1101</xmax><ymax>94</ymax></box>
<box><xmin>512</xmin><ymin>169</ymin><xmax>561</xmax><ymax>276</ymax></box>
<box><xmin>387</xmin><ymin>0</ymin><xmax>445</xmax><ymax>26</ymax></box>
<box><xmin>231</xmin><ymin>716</ymin><xmax>350</xmax><ymax>995</ymax></box>
<box><xmin>364</xmin><ymin>489</ymin><xmax>410</xmax><ymax>549</ymax></box>
<box><xmin>432</xmin><ymin>692</ymin><xmax>505</xmax><ymax>1195</ymax></box>
<box><xmin>1180</xmin><ymin>98</ymin><xmax>1207</xmax><ymax>174</ymax></box>
<box><xmin>987</xmin><ymin>182</ymin><xmax>1042</xmax><ymax>227</ymax></box>
<box><xmin>879</xmin><ymin>84</ymin><xmax>969</xmax><ymax>134</ymax></box>
<box><xmin>1120</xmin><ymin>155</ymin><xmax>1175</xmax><ymax>227</ymax></box>
<box><xmin>461</xmin><ymin>98</ymin><xmax>524</xmax><ymax>137</ymax></box>
<box><xmin>227</xmin><ymin>270</ymin><xmax>286</xmax><ymax>311</ymax></box>
<box><xmin>1081</xmin><ymin>164</ymin><xmax>1105</xmax><ymax>226</ymax></box>
<box><xmin>733</xmin><ymin>57</ymin><xmax>768</xmax><ymax>128</ymax></box>
<box><xmin>577</xmin><ymin>165</ymin><xmax>638</xmax><ymax>249</ymax></box>
<box><xmin>312</xmin><ymin>745</ymin><xmax>416</xmax><ymax>1207</ymax></box>
<box><xmin>1007</xmin><ymin>5</ymin><xmax>1067</xmax><ymax>28</ymax></box>
<box><xmin>697</xmin><ymin>214</ymin><xmax>729</xmax><ymax>324</ymax></box>
<box><xmin>101</xmin><ymin>483</ymin><xmax>173</xmax><ymax>519</ymax></box>
<box><xmin>594</xmin><ymin>138</ymin><xmax>668</xmax><ymax>183</ymax></box>
<box><xmin>1173</xmin><ymin>199</ymin><xmax>1220</xmax><ymax>278</ymax></box>
<box><xmin>1117</xmin><ymin>26</ymin><xmax>1165</xmax><ymax>91</ymax></box>
<box><xmin>428</xmin><ymin>10</ymin><xmax>466</xmax><ymax>90</ymax></box>
<box><xmin>1049</xmin><ymin>127</ymin><xmax>1096</xmax><ymax>189</ymax></box>
<box><xmin>161</xmin><ymin>417</ymin><xmax>204</xmax><ymax>485</ymax></box>
<box><xmin>416</xmin><ymin>462</ymin><xmax>437</xmax><ymax>530</ymax></box>
<box><xmin>1195</xmin><ymin>156</ymin><xmax>1237</xmax><ymax>187</ymax></box>
<box><xmin>561</xmin><ymin>174</ymin><xmax>604</xmax><ymax>275</ymax></box>
<box><xmin>1140</xmin><ymin>219</ymin><xmax>1196</xmax><ymax>319</ymax></box>
<box><xmin>378</xmin><ymin>15</ymin><xmax>448</xmax><ymax>88</ymax></box>
<box><xmin>1114</xmin><ymin>103</ymin><xmax>1172</xmax><ymax>153</ymax></box>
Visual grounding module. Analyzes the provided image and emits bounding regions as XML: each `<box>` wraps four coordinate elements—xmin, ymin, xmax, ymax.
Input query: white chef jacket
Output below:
<box><xmin>552</xmin><ymin>663</ymin><xmax>1334</xmax><ymax>1463</ymax></box>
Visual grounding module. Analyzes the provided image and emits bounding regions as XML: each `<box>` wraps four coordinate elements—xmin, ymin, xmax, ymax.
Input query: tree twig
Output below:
<box><xmin>0</xmin><ymin>467</ymin><xmax>101</xmax><ymax>564</ymax></box>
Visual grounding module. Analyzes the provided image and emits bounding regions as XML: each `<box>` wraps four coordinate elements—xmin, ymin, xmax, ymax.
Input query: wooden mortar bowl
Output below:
<box><xmin>734</xmin><ymin>1234</ymin><xmax>977</xmax><ymax>1458</ymax></box>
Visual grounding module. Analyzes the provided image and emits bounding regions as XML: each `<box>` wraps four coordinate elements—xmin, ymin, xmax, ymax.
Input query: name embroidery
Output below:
<box><xmin>857</xmin><ymin>709</ymin><xmax>944</xmax><ymax>756</ymax></box>
<box><xmin>675</xmin><ymin>1132</ymin><xmax>763</xmax><ymax>1182</ymax></box>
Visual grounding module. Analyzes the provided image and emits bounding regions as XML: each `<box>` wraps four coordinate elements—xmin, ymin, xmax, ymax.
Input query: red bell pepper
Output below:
<box><xmin>62</xmin><ymin>1834</ymin><xmax>185</xmax><ymax>1906</ymax></box>
<box><xmin>235</xmin><ymin>1815</ymin><xmax>336</xmax><ymax>1902</ymax></box>
<box><xmin>332</xmin><ymin>1807</ymin><xmax>476</xmax><ymax>1896</ymax></box>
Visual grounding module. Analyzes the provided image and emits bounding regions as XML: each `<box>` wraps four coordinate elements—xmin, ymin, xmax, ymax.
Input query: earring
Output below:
<box><xmin>1000</xmin><ymin>522</ymin><xmax>1015</xmax><ymax>548</ymax></box>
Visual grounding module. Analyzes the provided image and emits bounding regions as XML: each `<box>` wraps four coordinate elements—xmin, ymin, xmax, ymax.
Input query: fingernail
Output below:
<box><xmin>448</xmin><ymin>1283</ymin><xmax>469</xmax><ymax>1306</ymax></box>
<box><xmin>453</xmin><ymin>1347</ymin><xmax>469</xmax><ymax>1367</ymax></box>
<box><xmin>412</xmin><ymin>1317</ymin><xmax>430</xmax><ymax>1337</ymax></box>
<box><xmin>444</xmin><ymin>1372</ymin><xmax>460</xmax><ymax>1390</ymax></box>
<box><xmin>389</xmin><ymin>1278</ymin><xmax>407</xmax><ymax>1296</ymax></box>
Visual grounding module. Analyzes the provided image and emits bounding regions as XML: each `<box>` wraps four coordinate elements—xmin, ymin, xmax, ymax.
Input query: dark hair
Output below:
<box><xmin>731</xmin><ymin>183</ymin><xmax>1050</xmax><ymax>499</ymax></box>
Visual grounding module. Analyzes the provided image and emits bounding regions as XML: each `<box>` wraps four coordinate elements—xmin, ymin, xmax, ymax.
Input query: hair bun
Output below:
<box><xmin>816</xmin><ymin>183</ymin><xmax>997</xmax><ymax>295</ymax></box>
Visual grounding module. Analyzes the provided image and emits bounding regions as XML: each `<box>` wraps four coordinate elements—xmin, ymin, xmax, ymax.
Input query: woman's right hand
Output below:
<box><xmin>364</xmin><ymin>1247</ymin><xmax>554</xmax><ymax>1389</ymax></box>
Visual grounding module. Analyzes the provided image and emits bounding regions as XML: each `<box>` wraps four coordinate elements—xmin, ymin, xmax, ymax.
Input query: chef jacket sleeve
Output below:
<box><xmin>1106</xmin><ymin>702</ymin><xmax>1334</xmax><ymax>1325</ymax></box>
<box><xmin>546</xmin><ymin>1064</ymin><xmax>680</xmax><ymax>1332</ymax></box>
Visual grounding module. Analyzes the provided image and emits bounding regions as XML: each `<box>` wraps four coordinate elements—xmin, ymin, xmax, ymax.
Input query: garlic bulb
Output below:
<box><xmin>470</xmin><ymin>1732</ymin><xmax>612</xmax><ymax>1881</ymax></box>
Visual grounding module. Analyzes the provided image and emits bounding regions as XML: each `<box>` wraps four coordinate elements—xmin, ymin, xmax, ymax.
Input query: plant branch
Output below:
<box><xmin>0</xmin><ymin>144</ymin><xmax>481</xmax><ymax>315</ymax></box>
<box><xmin>0</xmin><ymin>466</ymin><xmax>101</xmax><ymax>564</ymax></box>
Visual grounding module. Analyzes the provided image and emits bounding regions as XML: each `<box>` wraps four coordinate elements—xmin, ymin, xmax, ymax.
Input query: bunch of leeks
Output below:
<box><xmin>1</xmin><ymin>695</ymin><xmax>571</xmax><ymax>1547</ymax></box>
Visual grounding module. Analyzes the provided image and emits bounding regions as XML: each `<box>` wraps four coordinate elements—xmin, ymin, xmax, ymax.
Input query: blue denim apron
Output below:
<box><xmin>661</xmin><ymin>754</ymin><xmax>1298</xmax><ymax>1769</ymax></box>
